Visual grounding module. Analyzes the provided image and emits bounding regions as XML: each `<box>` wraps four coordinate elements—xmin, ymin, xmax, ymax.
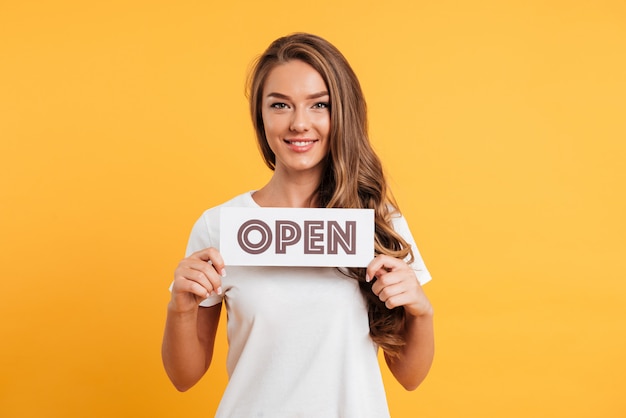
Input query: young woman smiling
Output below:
<box><xmin>162</xmin><ymin>33</ymin><xmax>434</xmax><ymax>417</ymax></box>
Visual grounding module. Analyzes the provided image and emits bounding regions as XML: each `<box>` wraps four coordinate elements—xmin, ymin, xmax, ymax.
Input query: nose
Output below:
<box><xmin>289</xmin><ymin>107</ymin><xmax>310</xmax><ymax>132</ymax></box>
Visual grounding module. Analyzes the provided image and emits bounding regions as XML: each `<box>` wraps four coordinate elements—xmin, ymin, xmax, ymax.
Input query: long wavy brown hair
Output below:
<box><xmin>247</xmin><ymin>32</ymin><xmax>414</xmax><ymax>357</ymax></box>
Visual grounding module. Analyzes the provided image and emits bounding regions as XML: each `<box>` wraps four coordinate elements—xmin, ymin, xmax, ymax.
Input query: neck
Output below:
<box><xmin>253</xmin><ymin>170</ymin><xmax>322</xmax><ymax>208</ymax></box>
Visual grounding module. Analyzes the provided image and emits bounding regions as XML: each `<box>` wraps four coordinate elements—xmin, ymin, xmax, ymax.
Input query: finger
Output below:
<box><xmin>192</xmin><ymin>248</ymin><xmax>227</xmax><ymax>277</ymax></box>
<box><xmin>370</xmin><ymin>270</ymin><xmax>406</xmax><ymax>296</ymax></box>
<box><xmin>383</xmin><ymin>291</ymin><xmax>416</xmax><ymax>310</ymax></box>
<box><xmin>378</xmin><ymin>280</ymin><xmax>431</xmax><ymax>314</ymax></box>
<box><xmin>188</xmin><ymin>248</ymin><xmax>227</xmax><ymax>293</ymax></box>
<box><xmin>175</xmin><ymin>260</ymin><xmax>222</xmax><ymax>296</ymax></box>
<box><xmin>365</xmin><ymin>255</ymin><xmax>389</xmax><ymax>281</ymax></box>
<box><xmin>374</xmin><ymin>280</ymin><xmax>405</xmax><ymax>301</ymax></box>
<box><xmin>186</xmin><ymin>280</ymin><xmax>215</xmax><ymax>300</ymax></box>
<box><xmin>387</xmin><ymin>289</ymin><xmax>433</xmax><ymax>316</ymax></box>
<box><xmin>181</xmin><ymin>266</ymin><xmax>220</xmax><ymax>296</ymax></box>
<box><xmin>171</xmin><ymin>271</ymin><xmax>212</xmax><ymax>299</ymax></box>
<box><xmin>366</xmin><ymin>254</ymin><xmax>404</xmax><ymax>282</ymax></box>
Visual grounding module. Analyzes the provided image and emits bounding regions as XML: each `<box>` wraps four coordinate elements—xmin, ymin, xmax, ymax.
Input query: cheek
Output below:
<box><xmin>262</xmin><ymin>114</ymin><xmax>284</xmax><ymax>139</ymax></box>
<box><xmin>262</xmin><ymin>118</ymin><xmax>282</xmax><ymax>154</ymax></box>
<box><xmin>261</xmin><ymin>110</ymin><xmax>271</xmax><ymax>134</ymax></box>
<box><xmin>318</xmin><ymin>114</ymin><xmax>331</xmax><ymax>138</ymax></box>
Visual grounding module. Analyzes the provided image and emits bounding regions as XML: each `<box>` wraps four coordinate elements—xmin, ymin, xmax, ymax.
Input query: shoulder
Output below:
<box><xmin>389</xmin><ymin>210</ymin><xmax>411</xmax><ymax>235</ymax></box>
<box><xmin>197</xmin><ymin>191</ymin><xmax>258</xmax><ymax>221</ymax></box>
<box><xmin>185</xmin><ymin>191</ymin><xmax>257</xmax><ymax>255</ymax></box>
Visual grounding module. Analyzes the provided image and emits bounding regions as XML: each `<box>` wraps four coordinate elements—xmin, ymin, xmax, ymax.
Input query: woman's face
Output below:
<box><xmin>261</xmin><ymin>60</ymin><xmax>330</xmax><ymax>178</ymax></box>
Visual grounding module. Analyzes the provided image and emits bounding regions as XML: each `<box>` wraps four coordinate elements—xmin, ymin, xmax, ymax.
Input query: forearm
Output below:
<box><xmin>385</xmin><ymin>310</ymin><xmax>435</xmax><ymax>391</ymax></box>
<box><xmin>161</xmin><ymin>304</ymin><xmax>211</xmax><ymax>391</ymax></box>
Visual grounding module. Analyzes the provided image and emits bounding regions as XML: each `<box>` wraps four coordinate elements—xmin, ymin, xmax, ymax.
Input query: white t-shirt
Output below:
<box><xmin>184</xmin><ymin>192</ymin><xmax>431</xmax><ymax>417</ymax></box>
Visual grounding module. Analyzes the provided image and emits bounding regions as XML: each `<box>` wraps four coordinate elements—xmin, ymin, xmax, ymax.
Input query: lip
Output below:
<box><xmin>284</xmin><ymin>138</ymin><xmax>318</xmax><ymax>152</ymax></box>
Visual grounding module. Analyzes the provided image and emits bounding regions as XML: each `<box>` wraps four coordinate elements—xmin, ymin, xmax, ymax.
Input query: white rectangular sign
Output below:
<box><xmin>219</xmin><ymin>207</ymin><xmax>375</xmax><ymax>267</ymax></box>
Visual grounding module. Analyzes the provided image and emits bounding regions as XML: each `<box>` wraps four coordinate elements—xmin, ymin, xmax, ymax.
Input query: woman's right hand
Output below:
<box><xmin>170</xmin><ymin>247</ymin><xmax>226</xmax><ymax>314</ymax></box>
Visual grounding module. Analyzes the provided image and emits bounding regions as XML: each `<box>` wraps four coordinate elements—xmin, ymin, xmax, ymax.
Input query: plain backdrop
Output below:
<box><xmin>1</xmin><ymin>1</ymin><xmax>625</xmax><ymax>417</ymax></box>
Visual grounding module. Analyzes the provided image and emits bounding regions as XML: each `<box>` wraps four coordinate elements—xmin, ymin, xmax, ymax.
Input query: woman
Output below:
<box><xmin>162</xmin><ymin>33</ymin><xmax>434</xmax><ymax>417</ymax></box>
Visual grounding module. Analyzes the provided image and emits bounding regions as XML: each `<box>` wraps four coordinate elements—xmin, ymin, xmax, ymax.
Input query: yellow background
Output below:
<box><xmin>1</xmin><ymin>1</ymin><xmax>625</xmax><ymax>417</ymax></box>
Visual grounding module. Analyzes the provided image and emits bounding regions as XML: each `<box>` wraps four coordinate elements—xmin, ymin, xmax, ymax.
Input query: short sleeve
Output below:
<box><xmin>185</xmin><ymin>214</ymin><xmax>213</xmax><ymax>256</ymax></box>
<box><xmin>391</xmin><ymin>214</ymin><xmax>432</xmax><ymax>285</ymax></box>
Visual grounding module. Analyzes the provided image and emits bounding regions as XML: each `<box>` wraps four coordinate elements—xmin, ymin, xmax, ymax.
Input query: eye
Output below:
<box><xmin>270</xmin><ymin>102</ymin><xmax>289</xmax><ymax>109</ymax></box>
<box><xmin>313</xmin><ymin>102</ymin><xmax>330</xmax><ymax>109</ymax></box>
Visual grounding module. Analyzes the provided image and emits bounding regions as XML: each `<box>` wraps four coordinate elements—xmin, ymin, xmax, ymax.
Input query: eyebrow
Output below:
<box><xmin>266</xmin><ymin>91</ymin><xmax>329</xmax><ymax>100</ymax></box>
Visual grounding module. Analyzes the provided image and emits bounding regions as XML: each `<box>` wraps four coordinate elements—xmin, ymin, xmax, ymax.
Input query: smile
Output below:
<box><xmin>284</xmin><ymin>139</ymin><xmax>317</xmax><ymax>146</ymax></box>
<box><xmin>284</xmin><ymin>139</ymin><xmax>318</xmax><ymax>152</ymax></box>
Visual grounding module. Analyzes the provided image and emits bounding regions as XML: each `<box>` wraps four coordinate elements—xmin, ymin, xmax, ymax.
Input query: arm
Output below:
<box><xmin>367</xmin><ymin>255</ymin><xmax>435</xmax><ymax>390</ymax></box>
<box><xmin>384</xmin><ymin>307</ymin><xmax>434</xmax><ymax>390</ymax></box>
<box><xmin>161</xmin><ymin>248</ymin><xmax>226</xmax><ymax>391</ymax></box>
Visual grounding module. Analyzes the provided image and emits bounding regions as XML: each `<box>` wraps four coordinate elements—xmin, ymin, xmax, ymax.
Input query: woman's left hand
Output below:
<box><xmin>367</xmin><ymin>254</ymin><xmax>433</xmax><ymax>318</ymax></box>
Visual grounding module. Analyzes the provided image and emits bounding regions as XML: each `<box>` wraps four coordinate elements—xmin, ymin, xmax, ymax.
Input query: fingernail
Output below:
<box><xmin>365</xmin><ymin>273</ymin><xmax>371</xmax><ymax>283</ymax></box>
<box><xmin>217</xmin><ymin>287</ymin><xmax>223</xmax><ymax>295</ymax></box>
